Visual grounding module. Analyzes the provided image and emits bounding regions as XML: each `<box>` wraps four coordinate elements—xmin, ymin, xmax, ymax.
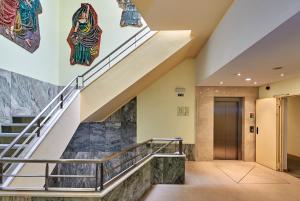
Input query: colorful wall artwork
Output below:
<box><xmin>67</xmin><ymin>4</ymin><xmax>102</xmax><ymax>66</ymax></box>
<box><xmin>0</xmin><ymin>0</ymin><xmax>42</xmax><ymax>53</ymax></box>
<box><xmin>117</xmin><ymin>0</ymin><xmax>143</xmax><ymax>28</ymax></box>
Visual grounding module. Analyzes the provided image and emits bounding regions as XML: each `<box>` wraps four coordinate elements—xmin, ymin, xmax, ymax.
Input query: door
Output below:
<box><xmin>214</xmin><ymin>98</ymin><xmax>242</xmax><ymax>160</ymax></box>
<box><xmin>256</xmin><ymin>98</ymin><xmax>278</xmax><ymax>170</ymax></box>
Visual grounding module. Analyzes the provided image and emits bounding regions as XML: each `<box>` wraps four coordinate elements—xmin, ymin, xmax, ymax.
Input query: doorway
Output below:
<box><xmin>281</xmin><ymin>96</ymin><xmax>300</xmax><ymax>178</ymax></box>
<box><xmin>214</xmin><ymin>98</ymin><xmax>242</xmax><ymax>160</ymax></box>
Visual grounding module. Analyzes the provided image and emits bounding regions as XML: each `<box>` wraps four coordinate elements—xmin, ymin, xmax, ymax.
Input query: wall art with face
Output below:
<box><xmin>0</xmin><ymin>0</ymin><xmax>42</xmax><ymax>53</ymax></box>
<box><xmin>117</xmin><ymin>0</ymin><xmax>142</xmax><ymax>27</ymax></box>
<box><xmin>67</xmin><ymin>3</ymin><xmax>102</xmax><ymax>66</ymax></box>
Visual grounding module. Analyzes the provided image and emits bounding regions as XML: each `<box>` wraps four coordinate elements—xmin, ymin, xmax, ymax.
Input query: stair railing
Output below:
<box><xmin>0</xmin><ymin>137</ymin><xmax>183</xmax><ymax>191</ymax></box>
<box><xmin>0</xmin><ymin>26</ymin><xmax>155</xmax><ymax>167</ymax></box>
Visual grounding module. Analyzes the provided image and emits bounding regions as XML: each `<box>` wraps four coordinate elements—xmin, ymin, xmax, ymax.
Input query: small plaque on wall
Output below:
<box><xmin>177</xmin><ymin>106</ymin><xmax>189</xmax><ymax>116</ymax></box>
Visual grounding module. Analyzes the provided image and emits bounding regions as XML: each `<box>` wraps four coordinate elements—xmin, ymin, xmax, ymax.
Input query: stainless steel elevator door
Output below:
<box><xmin>214</xmin><ymin>98</ymin><xmax>242</xmax><ymax>160</ymax></box>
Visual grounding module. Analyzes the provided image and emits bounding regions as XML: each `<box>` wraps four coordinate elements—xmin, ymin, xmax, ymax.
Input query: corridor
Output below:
<box><xmin>142</xmin><ymin>161</ymin><xmax>300</xmax><ymax>201</ymax></box>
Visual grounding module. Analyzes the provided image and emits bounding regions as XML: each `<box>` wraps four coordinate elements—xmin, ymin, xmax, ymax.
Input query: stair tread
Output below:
<box><xmin>0</xmin><ymin>144</ymin><xmax>27</xmax><ymax>149</ymax></box>
<box><xmin>1</xmin><ymin>123</ymin><xmax>37</xmax><ymax>127</ymax></box>
<box><xmin>0</xmin><ymin>133</ymin><xmax>31</xmax><ymax>137</ymax></box>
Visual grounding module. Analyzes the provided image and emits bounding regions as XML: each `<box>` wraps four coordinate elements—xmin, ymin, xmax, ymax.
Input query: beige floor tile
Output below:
<box><xmin>142</xmin><ymin>161</ymin><xmax>300</xmax><ymax>201</ymax></box>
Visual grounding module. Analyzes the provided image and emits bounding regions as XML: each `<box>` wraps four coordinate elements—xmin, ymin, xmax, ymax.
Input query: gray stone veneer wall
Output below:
<box><xmin>49</xmin><ymin>98</ymin><xmax>137</xmax><ymax>187</ymax></box>
<box><xmin>0</xmin><ymin>68</ymin><xmax>59</xmax><ymax>124</ymax></box>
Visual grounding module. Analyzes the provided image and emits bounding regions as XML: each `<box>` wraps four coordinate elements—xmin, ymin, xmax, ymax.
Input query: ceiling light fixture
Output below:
<box><xmin>220</xmin><ymin>81</ymin><xmax>224</xmax><ymax>85</ymax></box>
<box><xmin>254</xmin><ymin>82</ymin><xmax>257</xmax><ymax>85</ymax></box>
<box><xmin>237</xmin><ymin>73</ymin><xmax>241</xmax><ymax>76</ymax></box>
<box><xmin>280</xmin><ymin>73</ymin><xmax>285</xmax><ymax>77</ymax></box>
<box><xmin>273</xmin><ymin>66</ymin><xmax>283</xmax><ymax>70</ymax></box>
<box><xmin>245</xmin><ymin>78</ymin><xmax>252</xmax><ymax>81</ymax></box>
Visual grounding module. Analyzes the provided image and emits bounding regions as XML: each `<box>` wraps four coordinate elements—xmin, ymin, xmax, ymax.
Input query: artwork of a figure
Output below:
<box><xmin>117</xmin><ymin>0</ymin><xmax>142</xmax><ymax>27</ymax></box>
<box><xmin>67</xmin><ymin>4</ymin><xmax>102</xmax><ymax>66</ymax></box>
<box><xmin>0</xmin><ymin>0</ymin><xmax>42</xmax><ymax>53</ymax></box>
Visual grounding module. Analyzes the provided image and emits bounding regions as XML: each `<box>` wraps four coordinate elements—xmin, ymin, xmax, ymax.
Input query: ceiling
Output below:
<box><xmin>200</xmin><ymin>12</ymin><xmax>300</xmax><ymax>87</ymax></box>
<box><xmin>132</xmin><ymin>0</ymin><xmax>233</xmax><ymax>56</ymax></box>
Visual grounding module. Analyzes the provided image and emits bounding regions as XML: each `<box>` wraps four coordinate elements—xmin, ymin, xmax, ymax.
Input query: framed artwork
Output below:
<box><xmin>67</xmin><ymin>3</ymin><xmax>102</xmax><ymax>66</ymax></box>
<box><xmin>0</xmin><ymin>0</ymin><xmax>42</xmax><ymax>53</ymax></box>
<box><xmin>117</xmin><ymin>0</ymin><xmax>142</xmax><ymax>28</ymax></box>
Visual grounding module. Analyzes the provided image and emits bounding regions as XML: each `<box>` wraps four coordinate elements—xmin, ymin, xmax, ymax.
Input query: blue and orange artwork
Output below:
<box><xmin>67</xmin><ymin>4</ymin><xmax>102</xmax><ymax>66</ymax></box>
<box><xmin>0</xmin><ymin>0</ymin><xmax>42</xmax><ymax>53</ymax></box>
<box><xmin>117</xmin><ymin>0</ymin><xmax>142</xmax><ymax>27</ymax></box>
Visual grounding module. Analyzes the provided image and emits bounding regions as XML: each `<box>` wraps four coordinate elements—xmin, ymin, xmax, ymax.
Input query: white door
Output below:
<box><xmin>256</xmin><ymin>98</ymin><xmax>278</xmax><ymax>170</ymax></box>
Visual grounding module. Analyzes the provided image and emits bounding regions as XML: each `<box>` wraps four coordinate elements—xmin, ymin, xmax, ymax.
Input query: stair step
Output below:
<box><xmin>1</xmin><ymin>123</ymin><xmax>37</xmax><ymax>133</ymax></box>
<box><xmin>0</xmin><ymin>133</ymin><xmax>31</xmax><ymax>138</ymax></box>
<box><xmin>0</xmin><ymin>144</ymin><xmax>26</xmax><ymax>150</ymax></box>
<box><xmin>12</xmin><ymin>116</ymin><xmax>45</xmax><ymax>124</ymax></box>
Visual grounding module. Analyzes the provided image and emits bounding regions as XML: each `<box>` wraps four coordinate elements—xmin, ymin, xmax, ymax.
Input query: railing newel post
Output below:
<box><xmin>37</xmin><ymin>118</ymin><xmax>41</xmax><ymax>137</ymax></box>
<box><xmin>45</xmin><ymin>163</ymin><xmax>49</xmax><ymax>191</ymax></box>
<box><xmin>76</xmin><ymin>77</ymin><xmax>79</xmax><ymax>89</ymax></box>
<box><xmin>60</xmin><ymin>94</ymin><xmax>64</xmax><ymax>109</ymax></box>
<box><xmin>95</xmin><ymin>163</ymin><xmax>99</xmax><ymax>191</ymax></box>
<box><xmin>0</xmin><ymin>162</ymin><xmax>3</xmax><ymax>185</ymax></box>
<box><xmin>100</xmin><ymin>163</ymin><xmax>104</xmax><ymax>191</ymax></box>
<box><xmin>179</xmin><ymin>138</ymin><xmax>183</xmax><ymax>155</ymax></box>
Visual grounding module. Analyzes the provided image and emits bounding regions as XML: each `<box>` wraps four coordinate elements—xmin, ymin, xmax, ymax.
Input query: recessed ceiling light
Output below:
<box><xmin>254</xmin><ymin>82</ymin><xmax>257</xmax><ymax>85</ymax></box>
<box><xmin>237</xmin><ymin>73</ymin><xmax>241</xmax><ymax>76</ymax></box>
<box><xmin>273</xmin><ymin>66</ymin><xmax>283</xmax><ymax>70</ymax></box>
<box><xmin>220</xmin><ymin>81</ymin><xmax>224</xmax><ymax>85</ymax></box>
<box><xmin>245</xmin><ymin>78</ymin><xmax>252</xmax><ymax>81</ymax></box>
<box><xmin>280</xmin><ymin>73</ymin><xmax>285</xmax><ymax>77</ymax></box>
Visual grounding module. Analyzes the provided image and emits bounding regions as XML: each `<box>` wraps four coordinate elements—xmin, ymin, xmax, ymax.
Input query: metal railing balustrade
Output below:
<box><xmin>0</xmin><ymin>137</ymin><xmax>183</xmax><ymax>192</ymax></box>
<box><xmin>0</xmin><ymin>26</ymin><xmax>156</xmax><ymax>185</ymax></box>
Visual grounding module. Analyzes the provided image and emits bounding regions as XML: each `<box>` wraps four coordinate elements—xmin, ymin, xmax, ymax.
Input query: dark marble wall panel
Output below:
<box><xmin>151</xmin><ymin>156</ymin><xmax>185</xmax><ymax>184</ymax></box>
<box><xmin>0</xmin><ymin>68</ymin><xmax>59</xmax><ymax>124</ymax></box>
<box><xmin>0</xmin><ymin>156</ymin><xmax>184</xmax><ymax>201</ymax></box>
<box><xmin>50</xmin><ymin>98</ymin><xmax>137</xmax><ymax>188</ymax></box>
<box><xmin>152</xmin><ymin>143</ymin><xmax>195</xmax><ymax>161</ymax></box>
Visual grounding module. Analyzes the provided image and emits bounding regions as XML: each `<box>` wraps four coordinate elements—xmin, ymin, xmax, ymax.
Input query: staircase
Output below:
<box><xmin>0</xmin><ymin>116</ymin><xmax>39</xmax><ymax>158</ymax></box>
<box><xmin>0</xmin><ymin>26</ymin><xmax>192</xmax><ymax>188</ymax></box>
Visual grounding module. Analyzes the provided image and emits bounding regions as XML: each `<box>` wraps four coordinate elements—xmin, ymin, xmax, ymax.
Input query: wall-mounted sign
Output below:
<box><xmin>117</xmin><ymin>0</ymin><xmax>142</xmax><ymax>27</ymax></box>
<box><xmin>67</xmin><ymin>3</ymin><xmax>102</xmax><ymax>66</ymax></box>
<box><xmin>175</xmin><ymin>87</ymin><xmax>186</xmax><ymax>97</ymax></box>
<box><xmin>0</xmin><ymin>0</ymin><xmax>42</xmax><ymax>53</ymax></box>
<box><xmin>177</xmin><ymin>106</ymin><xmax>189</xmax><ymax>116</ymax></box>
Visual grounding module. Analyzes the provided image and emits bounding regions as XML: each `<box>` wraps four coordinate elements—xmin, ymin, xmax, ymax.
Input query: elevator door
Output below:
<box><xmin>214</xmin><ymin>98</ymin><xmax>242</xmax><ymax>160</ymax></box>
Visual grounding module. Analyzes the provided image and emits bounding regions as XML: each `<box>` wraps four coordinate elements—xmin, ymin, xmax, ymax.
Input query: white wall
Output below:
<box><xmin>287</xmin><ymin>96</ymin><xmax>300</xmax><ymax>157</ymax></box>
<box><xmin>0</xmin><ymin>0</ymin><xmax>146</xmax><ymax>86</ymax></box>
<box><xmin>196</xmin><ymin>0</ymin><xmax>300</xmax><ymax>85</ymax></box>
<box><xmin>0</xmin><ymin>0</ymin><xmax>60</xmax><ymax>85</ymax></box>
<box><xmin>259</xmin><ymin>75</ymin><xmax>300</xmax><ymax>98</ymax></box>
<box><xmin>137</xmin><ymin>59</ymin><xmax>195</xmax><ymax>144</ymax></box>
<box><xmin>58</xmin><ymin>0</ymin><xmax>146</xmax><ymax>85</ymax></box>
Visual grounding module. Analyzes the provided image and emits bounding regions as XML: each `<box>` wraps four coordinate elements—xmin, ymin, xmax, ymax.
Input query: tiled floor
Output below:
<box><xmin>142</xmin><ymin>161</ymin><xmax>300</xmax><ymax>201</ymax></box>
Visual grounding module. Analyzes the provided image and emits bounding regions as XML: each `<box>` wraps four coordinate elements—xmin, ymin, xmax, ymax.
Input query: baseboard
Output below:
<box><xmin>287</xmin><ymin>153</ymin><xmax>300</xmax><ymax>160</ymax></box>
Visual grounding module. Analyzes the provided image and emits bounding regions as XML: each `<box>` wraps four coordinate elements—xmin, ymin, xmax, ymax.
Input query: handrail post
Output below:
<box><xmin>76</xmin><ymin>77</ymin><xmax>79</xmax><ymax>89</ymax></box>
<box><xmin>178</xmin><ymin>138</ymin><xmax>183</xmax><ymax>155</ymax></box>
<box><xmin>60</xmin><ymin>94</ymin><xmax>64</xmax><ymax>109</ymax></box>
<box><xmin>45</xmin><ymin>163</ymin><xmax>49</xmax><ymax>191</ymax></box>
<box><xmin>0</xmin><ymin>162</ymin><xmax>3</xmax><ymax>184</ymax></box>
<box><xmin>100</xmin><ymin>163</ymin><xmax>104</xmax><ymax>191</ymax></box>
<box><xmin>37</xmin><ymin>118</ymin><xmax>41</xmax><ymax>137</ymax></box>
<box><xmin>95</xmin><ymin>163</ymin><xmax>99</xmax><ymax>191</ymax></box>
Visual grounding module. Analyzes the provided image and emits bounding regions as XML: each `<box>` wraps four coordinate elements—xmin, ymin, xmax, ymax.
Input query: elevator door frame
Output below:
<box><xmin>214</xmin><ymin>97</ymin><xmax>243</xmax><ymax>160</ymax></box>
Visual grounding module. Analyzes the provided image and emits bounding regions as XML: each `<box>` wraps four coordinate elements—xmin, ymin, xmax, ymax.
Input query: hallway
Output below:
<box><xmin>142</xmin><ymin>161</ymin><xmax>300</xmax><ymax>201</ymax></box>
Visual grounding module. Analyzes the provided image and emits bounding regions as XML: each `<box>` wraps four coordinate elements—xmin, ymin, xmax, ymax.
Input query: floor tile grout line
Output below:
<box><xmin>215</xmin><ymin>165</ymin><xmax>239</xmax><ymax>184</ymax></box>
<box><xmin>238</xmin><ymin>165</ymin><xmax>256</xmax><ymax>184</ymax></box>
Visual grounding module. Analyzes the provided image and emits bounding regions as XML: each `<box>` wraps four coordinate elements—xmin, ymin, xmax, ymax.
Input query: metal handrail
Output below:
<box><xmin>0</xmin><ymin>26</ymin><xmax>154</xmax><ymax>161</ymax></box>
<box><xmin>0</xmin><ymin>138</ymin><xmax>183</xmax><ymax>192</ymax></box>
